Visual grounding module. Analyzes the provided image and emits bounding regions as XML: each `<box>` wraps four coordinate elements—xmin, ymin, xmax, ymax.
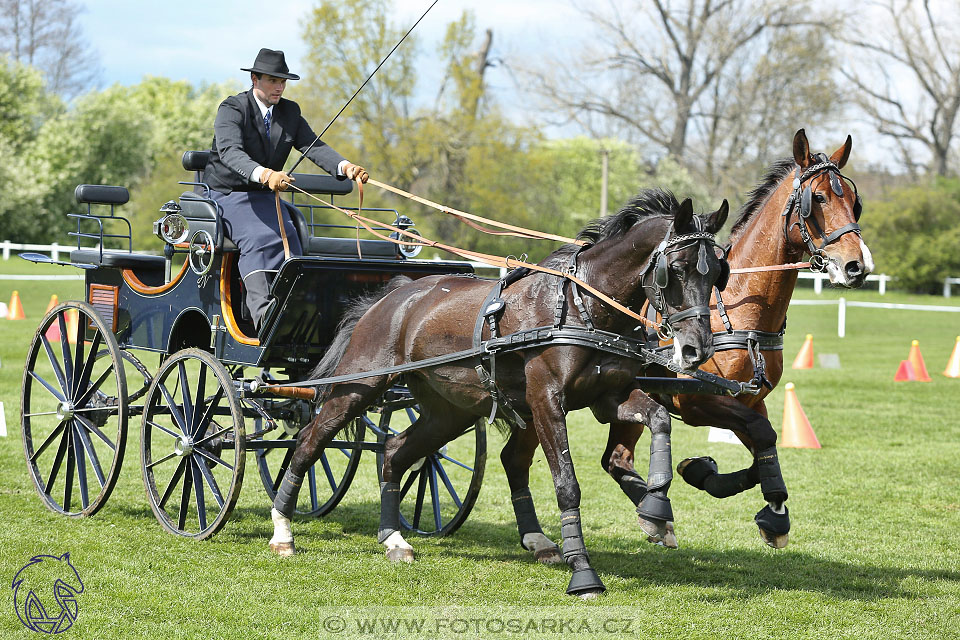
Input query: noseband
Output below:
<box><xmin>782</xmin><ymin>154</ymin><xmax>863</xmax><ymax>271</ymax></box>
<box><xmin>643</xmin><ymin>228</ymin><xmax>723</xmax><ymax>340</ymax></box>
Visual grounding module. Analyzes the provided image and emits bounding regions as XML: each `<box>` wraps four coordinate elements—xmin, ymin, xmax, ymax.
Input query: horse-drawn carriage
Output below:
<box><xmin>20</xmin><ymin>150</ymin><xmax>483</xmax><ymax>540</ymax></box>
<box><xmin>20</xmin><ymin>130</ymin><xmax>871</xmax><ymax>597</ymax></box>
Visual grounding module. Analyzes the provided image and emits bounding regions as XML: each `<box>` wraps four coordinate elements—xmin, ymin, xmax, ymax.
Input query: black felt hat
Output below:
<box><xmin>241</xmin><ymin>48</ymin><xmax>300</xmax><ymax>80</ymax></box>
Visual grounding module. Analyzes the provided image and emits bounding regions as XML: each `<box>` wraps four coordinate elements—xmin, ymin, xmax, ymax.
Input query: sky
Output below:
<box><xmin>78</xmin><ymin>0</ymin><xmax>580</xmax><ymax>130</ymax></box>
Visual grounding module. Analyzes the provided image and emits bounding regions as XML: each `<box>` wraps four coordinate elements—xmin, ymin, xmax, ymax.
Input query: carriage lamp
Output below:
<box><xmin>153</xmin><ymin>201</ymin><xmax>189</xmax><ymax>245</ymax></box>
<box><xmin>391</xmin><ymin>214</ymin><xmax>422</xmax><ymax>258</ymax></box>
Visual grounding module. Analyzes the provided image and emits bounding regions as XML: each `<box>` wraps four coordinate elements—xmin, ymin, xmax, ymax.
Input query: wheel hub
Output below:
<box><xmin>174</xmin><ymin>435</ymin><xmax>195</xmax><ymax>457</ymax></box>
<box><xmin>56</xmin><ymin>401</ymin><xmax>75</xmax><ymax>421</ymax></box>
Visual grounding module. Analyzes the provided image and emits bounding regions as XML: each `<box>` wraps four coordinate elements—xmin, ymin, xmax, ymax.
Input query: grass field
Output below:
<box><xmin>2</xmin><ymin>260</ymin><xmax>960</xmax><ymax>639</ymax></box>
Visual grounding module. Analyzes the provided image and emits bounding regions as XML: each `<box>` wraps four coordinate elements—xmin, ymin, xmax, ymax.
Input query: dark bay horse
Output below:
<box><xmin>589</xmin><ymin>129</ymin><xmax>872</xmax><ymax>550</ymax></box>
<box><xmin>268</xmin><ymin>190</ymin><xmax>728</xmax><ymax>597</ymax></box>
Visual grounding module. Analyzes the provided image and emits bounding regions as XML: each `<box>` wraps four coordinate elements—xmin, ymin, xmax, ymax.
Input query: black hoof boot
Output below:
<box><xmin>566</xmin><ymin>568</ymin><xmax>605</xmax><ymax>598</ymax></box>
<box><xmin>677</xmin><ymin>456</ymin><xmax>717</xmax><ymax>490</ymax></box>
<box><xmin>755</xmin><ymin>505</ymin><xmax>790</xmax><ymax>549</ymax></box>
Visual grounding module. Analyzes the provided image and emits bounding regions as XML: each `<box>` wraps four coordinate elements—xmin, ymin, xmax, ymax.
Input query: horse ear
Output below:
<box><xmin>793</xmin><ymin>129</ymin><xmax>810</xmax><ymax>167</ymax></box>
<box><xmin>675</xmin><ymin>197</ymin><xmax>693</xmax><ymax>231</ymax></box>
<box><xmin>707</xmin><ymin>199</ymin><xmax>728</xmax><ymax>233</ymax></box>
<box><xmin>830</xmin><ymin>134</ymin><xmax>853</xmax><ymax>169</ymax></box>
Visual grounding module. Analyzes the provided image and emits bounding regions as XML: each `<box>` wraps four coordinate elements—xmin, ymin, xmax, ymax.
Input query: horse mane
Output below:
<box><xmin>542</xmin><ymin>188</ymin><xmax>678</xmax><ymax>269</ymax></box>
<box><xmin>729</xmin><ymin>158</ymin><xmax>795</xmax><ymax>242</ymax></box>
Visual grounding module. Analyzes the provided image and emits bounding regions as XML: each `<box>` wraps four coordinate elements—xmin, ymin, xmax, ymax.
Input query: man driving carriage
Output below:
<box><xmin>203</xmin><ymin>48</ymin><xmax>370</xmax><ymax>330</ymax></box>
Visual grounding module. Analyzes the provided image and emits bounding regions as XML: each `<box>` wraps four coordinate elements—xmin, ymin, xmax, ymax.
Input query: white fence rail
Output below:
<box><xmin>797</xmin><ymin>271</ymin><xmax>892</xmax><ymax>295</ymax></box>
<box><xmin>790</xmin><ymin>297</ymin><xmax>960</xmax><ymax>337</ymax></box>
<box><xmin>1</xmin><ymin>240</ymin><xmax>68</xmax><ymax>261</ymax></box>
<box><xmin>944</xmin><ymin>277</ymin><xmax>960</xmax><ymax>298</ymax></box>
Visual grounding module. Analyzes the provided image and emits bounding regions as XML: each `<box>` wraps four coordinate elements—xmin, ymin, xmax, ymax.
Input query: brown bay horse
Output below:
<box><xmin>268</xmin><ymin>190</ymin><xmax>728</xmax><ymax>597</ymax></box>
<box><xmin>592</xmin><ymin>129</ymin><xmax>872</xmax><ymax>550</ymax></box>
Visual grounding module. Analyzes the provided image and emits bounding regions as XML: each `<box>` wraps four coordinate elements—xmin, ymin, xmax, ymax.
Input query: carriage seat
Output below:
<box><xmin>70</xmin><ymin>249</ymin><xmax>166</xmax><ymax>271</ymax></box>
<box><xmin>178</xmin><ymin>191</ymin><xmax>238</xmax><ymax>252</ymax></box>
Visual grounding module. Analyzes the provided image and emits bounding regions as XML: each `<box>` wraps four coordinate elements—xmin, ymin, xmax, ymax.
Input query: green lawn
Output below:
<box><xmin>2</xmin><ymin>261</ymin><xmax>960</xmax><ymax>639</ymax></box>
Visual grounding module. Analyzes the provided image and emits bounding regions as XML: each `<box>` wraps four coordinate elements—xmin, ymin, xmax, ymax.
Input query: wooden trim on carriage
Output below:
<box><xmin>219</xmin><ymin>253</ymin><xmax>260</xmax><ymax>346</ymax></box>
<box><xmin>121</xmin><ymin>259</ymin><xmax>190</xmax><ymax>296</ymax></box>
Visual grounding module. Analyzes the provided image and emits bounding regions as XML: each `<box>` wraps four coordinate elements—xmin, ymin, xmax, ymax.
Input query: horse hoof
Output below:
<box><xmin>758</xmin><ymin>527</ymin><xmax>789</xmax><ymax>549</ymax></box>
<box><xmin>637</xmin><ymin>515</ymin><xmax>667</xmax><ymax>542</ymax></box>
<box><xmin>385</xmin><ymin>547</ymin><xmax>415</xmax><ymax>563</ymax></box>
<box><xmin>649</xmin><ymin>521</ymin><xmax>678</xmax><ymax>549</ymax></box>
<box><xmin>269</xmin><ymin>541</ymin><xmax>296</xmax><ymax>557</ymax></box>
<box><xmin>577</xmin><ymin>590</ymin><xmax>603</xmax><ymax>600</ymax></box>
<box><xmin>534</xmin><ymin>547</ymin><xmax>563</xmax><ymax>564</ymax></box>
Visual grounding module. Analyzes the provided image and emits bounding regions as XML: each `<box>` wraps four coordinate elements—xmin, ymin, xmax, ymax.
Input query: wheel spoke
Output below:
<box><xmin>428</xmin><ymin>460</ymin><xmax>442</xmax><ymax>531</ymax></box>
<box><xmin>320</xmin><ymin>452</ymin><xmax>337</xmax><ymax>494</ymax></box>
<box><xmin>58</xmin><ymin>313</ymin><xmax>74</xmax><ymax>392</ymax></box>
<box><xmin>158</xmin><ymin>458</ymin><xmax>187</xmax><ymax>509</ymax></box>
<box><xmin>43</xmin><ymin>426</ymin><xmax>71</xmax><ymax>495</ymax></box>
<box><xmin>146</xmin><ymin>419</ymin><xmax>183</xmax><ymax>440</ymax></box>
<box><xmin>398</xmin><ymin>466</ymin><xmax>418</xmax><ymax>501</ymax></box>
<box><xmin>193</xmin><ymin>447</ymin><xmax>234</xmax><ymax>471</ymax></box>
<box><xmin>412</xmin><ymin>467</ymin><xmax>428</xmax><ymax>530</ymax></box>
<box><xmin>70</xmin><ymin>316</ymin><xmax>87</xmax><ymax>397</ymax></box>
<box><xmin>432</xmin><ymin>458</ymin><xmax>462</xmax><ymax>508</ymax></box>
<box><xmin>73</xmin><ymin>420</ymin><xmax>106</xmax><ymax>489</ymax></box>
<box><xmin>72</xmin><ymin>425</ymin><xmax>89</xmax><ymax>509</ymax></box>
<box><xmin>41</xmin><ymin>335</ymin><xmax>68</xmax><ymax>396</ymax></box>
<box><xmin>29</xmin><ymin>420</ymin><xmax>67</xmax><ymax>462</ymax></box>
<box><xmin>63</xmin><ymin>428</ymin><xmax>76</xmax><ymax>512</ymax></box>
<box><xmin>196</xmin><ymin>457</ymin><xmax>225</xmax><ymax>508</ymax></box>
<box><xmin>75</xmin><ymin>414</ymin><xmax>116</xmax><ymax>451</ymax></box>
<box><xmin>76</xmin><ymin>361</ymin><xmax>113</xmax><ymax>408</ymax></box>
<box><xmin>271</xmin><ymin>444</ymin><xmax>295</xmax><ymax>492</ymax></box>
<box><xmin>193</xmin><ymin>425</ymin><xmax>232</xmax><ymax>448</ymax></box>
<box><xmin>73</xmin><ymin>330</ymin><xmax>102</xmax><ymax>402</ymax></box>
<box><xmin>192</xmin><ymin>387</ymin><xmax>224</xmax><ymax>439</ymax></box>
<box><xmin>437</xmin><ymin>452</ymin><xmax>474</xmax><ymax>473</ymax></box>
<box><xmin>191</xmin><ymin>459</ymin><xmax>207</xmax><ymax>531</ymax></box>
<box><xmin>146</xmin><ymin>450</ymin><xmax>179</xmax><ymax>470</ymax></box>
<box><xmin>177</xmin><ymin>462</ymin><xmax>194</xmax><ymax>530</ymax></box>
<box><xmin>178</xmin><ymin>361</ymin><xmax>194</xmax><ymax>433</ymax></box>
<box><xmin>29</xmin><ymin>370</ymin><xmax>66</xmax><ymax>403</ymax></box>
<box><xmin>192</xmin><ymin>364</ymin><xmax>207</xmax><ymax>435</ymax></box>
<box><xmin>308</xmin><ymin>464</ymin><xmax>319</xmax><ymax>512</ymax></box>
<box><xmin>157</xmin><ymin>381</ymin><xmax>189</xmax><ymax>435</ymax></box>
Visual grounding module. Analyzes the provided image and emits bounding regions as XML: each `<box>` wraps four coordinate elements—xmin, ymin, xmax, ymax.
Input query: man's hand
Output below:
<box><xmin>343</xmin><ymin>163</ymin><xmax>369</xmax><ymax>183</ymax></box>
<box><xmin>261</xmin><ymin>169</ymin><xmax>294</xmax><ymax>192</ymax></box>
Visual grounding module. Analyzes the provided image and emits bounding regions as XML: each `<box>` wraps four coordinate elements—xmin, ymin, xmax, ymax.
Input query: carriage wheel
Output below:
<box><xmin>21</xmin><ymin>302</ymin><xmax>128</xmax><ymax>517</ymax></box>
<box><xmin>140</xmin><ymin>348</ymin><xmax>245</xmax><ymax>539</ymax></box>
<box><xmin>375</xmin><ymin>403</ymin><xmax>486</xmax><ymax>537</ymax></box>
<box><xmin>255</xmin><ymin>407</ymin><xmax>367</xmax><ymax>518</ymax></box>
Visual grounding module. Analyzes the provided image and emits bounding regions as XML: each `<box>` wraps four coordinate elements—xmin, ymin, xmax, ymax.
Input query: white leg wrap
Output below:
<box><xmin>270</xmin><ymin>507</ymin><xmax>293</xmax><ymax>545</ymax></box>
<box><xmin>382</xmin><ymin>530</ymin><xmax>413</xmax><ymax>551</ymax></box>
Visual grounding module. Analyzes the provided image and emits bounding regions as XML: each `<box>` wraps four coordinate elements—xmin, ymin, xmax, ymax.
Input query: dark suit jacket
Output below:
<box><xmin>202</xmin><ymin>89</ymin><xmax>346</xmax><ymax>194</ymax></box>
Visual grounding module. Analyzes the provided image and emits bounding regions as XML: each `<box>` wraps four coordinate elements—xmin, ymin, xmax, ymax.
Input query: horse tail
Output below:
<box><xmin>308</xmin><ymin>275</ymin><xmax>413</xmax><ymax>389</ymax></box>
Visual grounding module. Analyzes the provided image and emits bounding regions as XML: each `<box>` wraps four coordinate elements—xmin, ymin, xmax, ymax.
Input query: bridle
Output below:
<box><xmin>782</xmin><ymin>154</ymin><xmax>863</xmax><ymax>272</ymax></box>
<box><xmin>642</xmin><ymin>226</ymin><xmax>725</xmax><ymax>340</ymax></box>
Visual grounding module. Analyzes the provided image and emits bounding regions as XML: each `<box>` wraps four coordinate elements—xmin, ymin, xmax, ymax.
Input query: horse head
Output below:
<box><xmin>648</xmin><ymin>197</ymin><xmax>729</xmax><ymax>371</ymax></box>
<box><xmin>790</xmin><ymin>129</ymin><xmax>873</xmax><ymax>287</ymax></box>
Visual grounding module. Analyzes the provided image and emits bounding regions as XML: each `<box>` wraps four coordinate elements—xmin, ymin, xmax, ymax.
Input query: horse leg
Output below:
<box><xmin>675</xmin><ymin>396</ymin><xmax>791</xmax><ymax>548</ymax></box>
<box><xmin>269</xmin><ymin>380</ymin><xmax>389</xmax><ymax>556</ymax></box>
<box><xmin>379</xmin><ymin>397</ymin><xmax>476</xmax><ymax>563</ymax></box>
<box><xmin>528</xmin><ymin>400</ymin><xmax>605</xmax><ymax>598</ymax></box>
<box><xmin>499</xmin><ymin>423</ymin><xmax>562</xmax><ymax>564</ymax></box>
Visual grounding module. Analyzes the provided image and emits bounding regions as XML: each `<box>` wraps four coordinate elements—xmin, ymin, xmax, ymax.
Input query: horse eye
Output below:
<box><xmin>814</xmin><ymin>193</ymin><xmax>827</xmax><ymax>204</ymax></box>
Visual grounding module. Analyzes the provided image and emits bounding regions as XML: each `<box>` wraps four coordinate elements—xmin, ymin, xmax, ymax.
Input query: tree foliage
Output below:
<box><xmin>862</xmin><ymin>178</ymin><xmax>960</xmax><ymax>293</ymax></box>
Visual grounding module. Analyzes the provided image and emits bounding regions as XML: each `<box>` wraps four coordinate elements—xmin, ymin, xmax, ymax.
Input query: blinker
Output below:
<box><xmin>829</xmin><ymin>171</ymin><xmax>844</xmax><ymax>197</ymax></box>
<box><xmin>800</xmin><ymin>186</ymin><xmax>812</xmax><ymax>218</ymax></box>
<box><xmin>654</xmin><ymin>254</ymin><xmax>669</xmax><ymax>288</ymax></box>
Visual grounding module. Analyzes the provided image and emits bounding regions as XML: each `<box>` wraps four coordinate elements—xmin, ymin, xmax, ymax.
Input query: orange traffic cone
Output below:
<box><xmin>791</xmin><ymin>334</ymin><xmax>814</xmax><ymax>369</ymax></box>
<box><xmin>907</xmin><ymin>340</ymin><xmax>932</xmax><ymax>382</ymax></box>
<box><xmin>45</xmin><ymin>294</ymin><xmax>59</xmax><ymax>314</ymax></box>
<box><xmin>7</xmin><ymin>290</ymin><xmax>26</xmax><ymax>320</ymax></box>
<box><xmin>66</xmin><ymin>308</ymin><xmax>79</xmax><ymax>345</ymax></box>
<box><xmin>943</xmin><ymin>336</ymin><xmax>960</xmax><ymax>378</ymax></box>
<box><xmin>780</xmin><ymin>382</ymin><xmax>821</xmax><ymax>448</ymax></box>
<box><xmin>894</xmin><ymin>360</ymin><xmax>917</xmax><ymax>381</ymax></box>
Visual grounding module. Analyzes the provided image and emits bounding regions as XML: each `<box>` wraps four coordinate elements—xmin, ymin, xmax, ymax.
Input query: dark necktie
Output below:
<box><xmin>264</xmin><ymin>111</ymin><xmax>271</xmax><ymax>141</ymax></box>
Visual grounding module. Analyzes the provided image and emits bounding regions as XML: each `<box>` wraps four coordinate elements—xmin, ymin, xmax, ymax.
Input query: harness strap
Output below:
<box><xmin>473</xmin><ymin>280</ymin><xmax>527</xmax><ymax>427</ymax></box>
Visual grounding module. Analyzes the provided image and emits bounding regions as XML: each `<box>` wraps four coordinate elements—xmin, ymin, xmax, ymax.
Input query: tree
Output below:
<box><xmin>0</xmin><ymin>0</ymin><xmax>99</xmax><ymax>98</ymax></box>
<box><xmin>862</xmin><ymin>178</ymin><xmax>960</xmax><ymax>293</ymax></box>
<box><xmin>520</xmin><ymin>0</ymin><xmax>836</xmax><ymax>184</ymax></box>
<box><xmin>842</xmin><ymin>0</ymin><xmax>960</xmax><ymax>177</ymax></box>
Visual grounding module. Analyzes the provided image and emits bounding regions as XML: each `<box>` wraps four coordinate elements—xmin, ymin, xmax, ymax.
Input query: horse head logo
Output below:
<box><xmin>12</xmin><ymin>553</ymin><xmax>84</xmax><ymax>634</ymax></box>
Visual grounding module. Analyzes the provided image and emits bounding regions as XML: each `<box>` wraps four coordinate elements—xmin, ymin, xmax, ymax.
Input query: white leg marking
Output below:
<box><xmin>383</xmin><ymin>530</ymin><xmax>413</xmax><ymax>551</ymax></box>
<box><xmin>767</xmin><ymin>500</ymin><xmax>786</xmax><ymax>515</ymax></box>
<box><xmin>270</xmin><ymin>507</ymin><xmax>293</xmax><ymax>544</ymax></box>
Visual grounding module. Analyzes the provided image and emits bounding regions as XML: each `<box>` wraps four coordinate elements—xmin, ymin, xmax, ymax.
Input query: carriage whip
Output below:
<box><xmin>288</xmin><ymin>0</ymin><xmax>440</xmax><ymax>174</ymax></box>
